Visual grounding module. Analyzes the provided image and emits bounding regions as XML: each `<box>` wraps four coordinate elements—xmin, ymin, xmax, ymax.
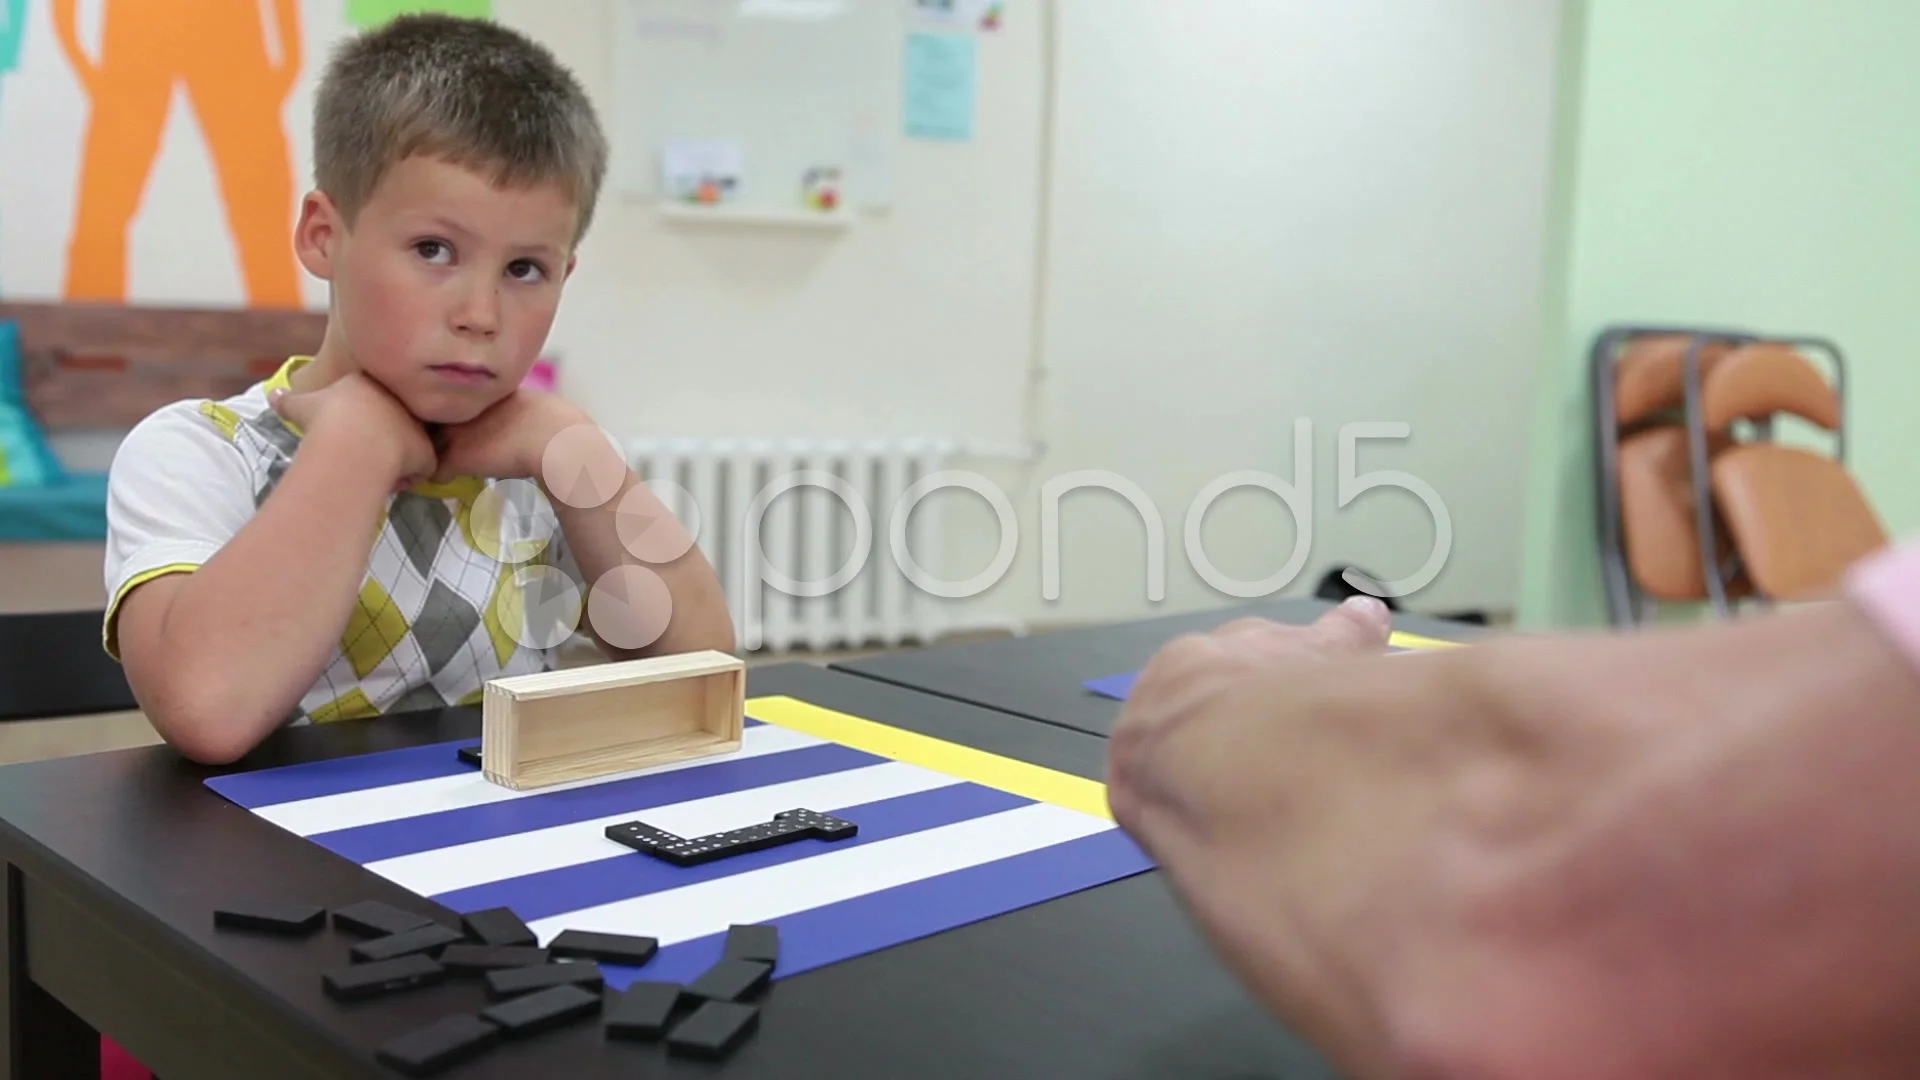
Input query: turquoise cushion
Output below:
<box><xmin>0</xmin><ymin>320</ymin><xmax>65</xmax><ymax>487</ymax></box>
<box><xmin>0</xmin><ymin>471</ymin><xmax>108</xmax><ymax>541</ymax></box>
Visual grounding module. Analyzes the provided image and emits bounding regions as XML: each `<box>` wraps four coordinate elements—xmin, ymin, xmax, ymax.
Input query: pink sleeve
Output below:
<box><xmin>1846</xmin><ymin>539</ymin><xmax>1920</xmax><ymax>665</ymax></box>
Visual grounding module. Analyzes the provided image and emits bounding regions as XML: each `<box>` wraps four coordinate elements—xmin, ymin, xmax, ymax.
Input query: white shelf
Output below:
<box><xmin>654</xmin><ymin>202</ymin><xmax>854</xmax><ymax>230</ymax></box>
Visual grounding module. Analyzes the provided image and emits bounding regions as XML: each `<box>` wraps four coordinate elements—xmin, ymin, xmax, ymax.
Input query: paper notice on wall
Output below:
<box><xmin>739</xmin><ymin>0</ymin><xmax>848</xmax><ymax>19</ymax></box>
<box><xmin>903</xmin><ymin>32</ymin><xmax>977</xmax><ymax>141</ymax></box>
<box><xmin>909</xmin><ymin>0</ymin><xmax>1004</xmax><ymax>33</ymax></box>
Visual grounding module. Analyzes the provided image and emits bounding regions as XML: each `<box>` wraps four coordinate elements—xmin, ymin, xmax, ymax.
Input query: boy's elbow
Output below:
<box><xmin>135</xmin><ymin>675</ymin><xmax>276</xmax><ymax>766</ymax></box>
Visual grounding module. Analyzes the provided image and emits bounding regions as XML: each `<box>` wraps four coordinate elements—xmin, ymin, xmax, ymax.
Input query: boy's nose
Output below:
<box><xmin>454</xmin><ymin>281</ymin><xmax>500</xmax><ymax>337</ymax></box>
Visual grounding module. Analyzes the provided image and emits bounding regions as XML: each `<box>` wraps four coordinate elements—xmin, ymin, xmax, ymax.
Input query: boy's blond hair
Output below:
<box><xmin>313</xmin><ymin>14</ymin><xmax>608</xmax><ymax>242</ymax></box>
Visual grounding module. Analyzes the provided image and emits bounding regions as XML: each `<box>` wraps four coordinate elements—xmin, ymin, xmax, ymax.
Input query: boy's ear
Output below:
<box><xmin>294</xmin><ymin>191</ymin><xmax>342</xmax><ymax>281</ymax></box>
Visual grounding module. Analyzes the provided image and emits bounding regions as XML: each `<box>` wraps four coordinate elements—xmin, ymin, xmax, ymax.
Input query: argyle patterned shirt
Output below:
<box><xmin>103</xmin><ymin>356</ymin><xmax>582</xmax><ymax>725</ymax></box>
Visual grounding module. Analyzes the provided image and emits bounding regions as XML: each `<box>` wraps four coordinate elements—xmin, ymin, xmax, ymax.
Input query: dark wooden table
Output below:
<box><xmin>0</xmin><ymin>661</ymin><xmax>1346</xmax><ymax>1079</ymax></box>
<box><xmin>832</xmin><ymin>597</ymin><xmax>1483</xmax><ymax>737</ymax></box>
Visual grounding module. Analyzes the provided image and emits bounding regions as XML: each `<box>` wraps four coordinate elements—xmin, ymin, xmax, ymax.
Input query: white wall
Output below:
<box><xmin>940</xmin><ymin>0</ymin><xmax>1564</xmax><ymax>628</ymax></box>
<box><xmin>0</xmin><ymin>0</ymin><xmax>1560</xmax><ymax>631</ymax></box>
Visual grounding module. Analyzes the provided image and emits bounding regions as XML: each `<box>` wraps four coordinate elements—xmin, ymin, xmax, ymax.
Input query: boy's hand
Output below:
<box><xmin>269</xmin><ymin>374</ymin><xmax>437</xmax><ymax>490</ymax></box>
<box><xmin>431</xmin><ymin>389</ymin><xmax>589</xmax><ymax>482</ymax></box>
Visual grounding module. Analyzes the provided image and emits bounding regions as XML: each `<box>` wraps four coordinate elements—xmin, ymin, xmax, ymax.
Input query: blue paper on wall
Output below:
<box><xmin>903</xmin><ymin>32</ymin><xmax>977</xmax><ymax>140</ymax></box>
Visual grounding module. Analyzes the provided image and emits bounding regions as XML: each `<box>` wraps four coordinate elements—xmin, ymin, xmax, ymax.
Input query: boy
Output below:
<box><xmin>101</xmin><ymin>14</ymin><xmax>734</xmax><ymax>765</ymax></box>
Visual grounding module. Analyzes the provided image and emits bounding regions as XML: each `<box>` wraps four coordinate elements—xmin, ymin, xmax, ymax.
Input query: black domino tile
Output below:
<box><xmin>685</xmin><ymin>958</ymin><xmax>772</xmax><ymax>1003</ymax></box>
<box><xmin>484</xmin><ymin>960</ymin><xmax>603</xmax><ymax>999</ymax></box>
<box><xmin>547</xmin><ymin>929</ymin><xmax>658</xmax><ymax>967</ymax></box>
<box><xmin>460</xmin><ymin>906</ymin><xmax>537</xmax><ymax>948</ymax></box>
<box><xmin>332</xmin><ymin>899</ymin><xmax>436</xmax><ymax>938</ymax></box>
<box><xmin>666</xmin><ymin>1000</ymin><xmax>760</xmax><ymax>1061</ymax></box>
<box><xmin>374</xmin><ymin>1014</ymin><xmax>500</xmax><ymax>1077</ymax></box>
<box><xmin>321</xmin><ymin>953</ymin><xmax>446</xmax><ymax>1002</ymax></box>
<box><xmin>723</xmin><ymin>923</ymin><xmax>780</xmax><ymax>964</ymax></box>
<box><xmin>604</xmin><ymin>981</ymin><xmax>687</xmax><ymax>1041</ymax></box>
<box><xmin>212</xmin><ymin>900</ymin><xmax>326</xmax><ymax>936</ymax></box>
<box><xmin>606</xmin><ymin>807</ymin><xmax>858</xmax><ymax>867</ymax></box>
<box><xmin>456</xmin><ymin>744</ymin><xmax>482</xmax><ymax>767</ymax></box>
<box><xmin>479</xmin><ymin>983</ymin><xmax>602</xmax><ymax>1038</ymax></box>
<box><xmin>349</xmin><ymin>922</ymin><xmax>464</xmax><ymax>964</ymax></box>
<box><xmin>438</xmin><ymin>944</ymin><xmax>550</xmax><ymax>974</ymax></box>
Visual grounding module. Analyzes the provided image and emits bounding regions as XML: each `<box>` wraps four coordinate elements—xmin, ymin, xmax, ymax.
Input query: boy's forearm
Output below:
<box><xmin>549</xmin><ymin>468</ymin><xmax>736</xmax><ymax>660</ymax></box>
<box><xmin>138</xmin><ymin>429</ymin><xmax>399</xmax><ymax>760</ymax></box>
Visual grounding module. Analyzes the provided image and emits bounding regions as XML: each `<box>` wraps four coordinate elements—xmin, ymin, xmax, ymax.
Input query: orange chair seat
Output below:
<box><xmin>1710</xmin><ymin>444</ymin><xmax>1887</xmax><ymax>599</ymax></box>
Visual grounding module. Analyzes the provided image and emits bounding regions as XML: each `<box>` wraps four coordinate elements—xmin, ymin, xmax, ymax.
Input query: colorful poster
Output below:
<box><xmin>910</xmin><ymin>0</ymin><xmax>1003</xmax><ymax>33</ymax></box>
<box><xmin>53</xmin><ymin>0</ymin><xmax>304</xmax><ymax>307</ymax></box>
<box><xmin>903</xmin><ymin>32</ymin><xmax>977</xmax><ymax>142</ymax></box>
<box><xmin>0</xmin><ymin>0</ymin><xmax>23</xmax><ymax>76</ymax></box>
<box><xmin>346</xmin><ymin>0</ymin><xmax>492</xmax><ymax>28</ymax></box>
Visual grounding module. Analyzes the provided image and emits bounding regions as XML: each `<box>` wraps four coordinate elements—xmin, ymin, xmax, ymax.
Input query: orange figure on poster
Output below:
<box><xmin>52</xmin><ymin>0</ymin><xmax>304</xmax><ymax>307</ymax></box>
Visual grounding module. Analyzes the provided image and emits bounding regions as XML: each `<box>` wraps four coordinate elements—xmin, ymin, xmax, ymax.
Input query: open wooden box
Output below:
<box><xmin>480</xmin><ymin>649</ymin><xmax>746</xmax><ymax>790</ymax></box>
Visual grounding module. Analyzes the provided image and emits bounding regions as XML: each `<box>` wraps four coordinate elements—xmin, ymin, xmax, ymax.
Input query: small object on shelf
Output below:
<box><xmin>802</xmin><ymin>167</ymin><xmax>842</xmax><ymax>213</ymax></box>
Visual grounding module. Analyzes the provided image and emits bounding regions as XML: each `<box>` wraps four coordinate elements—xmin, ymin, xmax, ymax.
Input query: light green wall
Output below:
<box><xmin>1520</xmin><ymin>0</ymin><xmax>1920</xmax><ymax>629</ymax></box>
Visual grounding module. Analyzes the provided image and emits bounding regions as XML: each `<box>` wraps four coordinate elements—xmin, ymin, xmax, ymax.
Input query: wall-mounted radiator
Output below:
<box><xmin>624</xmin><ymin>437</ymin><xmax>1018</xmax><ymax>654</ymax></box>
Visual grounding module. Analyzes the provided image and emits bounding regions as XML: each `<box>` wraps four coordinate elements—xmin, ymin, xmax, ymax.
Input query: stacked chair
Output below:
<box><xmin>1591</xmin><ymin>324</ymin><xmax>1888</xmax><ymax>626</ymax></box>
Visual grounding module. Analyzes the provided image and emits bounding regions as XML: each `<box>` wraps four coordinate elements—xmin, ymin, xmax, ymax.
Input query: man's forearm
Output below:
<box><xmin>133</xmin><ymin>429</ymin><xmax>400</xmax><ymax>760</ymax></box>
<box><xmin>549</xmin><ymin>468</ymin><xmax>735</xmax><ymax>660</ymax></box>
<box><xmin>1110</xmin><ymin>601</ymin><xmax>1920</xmax><ymax>1080</ymax></box>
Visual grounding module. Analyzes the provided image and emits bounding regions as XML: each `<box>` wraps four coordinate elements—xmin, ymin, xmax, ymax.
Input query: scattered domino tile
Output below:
<box><xmin>685</xmin><ymin>958</ymin><xmax>772</xmax><ymax>1003</ymax></box>
<box><xmin>349</xmin><ymin>923</ymin><xmax>464</xmax><ymax>964</ymax></box>
<box><xmin>547</xmin><ymin>929</ymin><xmax>658</xmax><ymax>967</ymax></box>
<box><xmin>723</xmin><ymin>923</ymin><xmax>779</xmax><ymax>965</ymax></box>
<box><xmin>484</xmin><ymin>960</ymin><xmax>604</xmax><ymax>999</ymax></box>
<box><xmin>456</xmin><ymin>745</ymin><xmax>482</xmax><ymax>767</ymax></box>
<box><xmin>212</xmin><ymin>900</ymin><xmax>326</xmax><ymax>937</ymax></box>
<box><xmin>332</xmin><ymin>899</ymin><xmax>436</xmax><ymax>938</ymax></box>
<box><xmin>479</xmin><ymin>983</ymin><xmax>602</xmax><ymax>1039</ymax></box>
<box><xmin>604</xmin><ymin>981</ymin><xmax>687</xmax><ymax>1042</ymax></box>
<box><xmin>321</xmin><ymin>953</ymin><xmax>446</xmax><ymax>1002</ymax></box>
<box><xmin>666</xmin><ymin>1000</ymin><xmax>760</xmax><ymax>1060</ymax></box>
<box><xmin>374</xmin><ymin>1014</ymin><xmax>500</xmax><ymax>1077</ymax></box>
<box><xmin>460</xmin><ymin>906</ymin><xmax>537</xmax><ymax>948</ymax></box>
<box><xmin>437</xmin><ymin>943</ymin><xmax>550</xmax><ymax>974</ymax></box>
<box><xmin>605</xmin><ymin>807</ymin><xmax>858</xmax><ymax>867</ymax></box>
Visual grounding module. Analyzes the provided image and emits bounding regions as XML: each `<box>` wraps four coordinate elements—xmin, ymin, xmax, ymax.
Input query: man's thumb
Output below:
<box><xmin>1316</xmin><ymin>594</ymin><xmax>1393</xmax><ymax>650</ymax></box>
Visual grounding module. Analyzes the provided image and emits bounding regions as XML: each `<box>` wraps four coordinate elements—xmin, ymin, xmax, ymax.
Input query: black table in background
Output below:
<box><xmin>0</xmin><ymin>609</ymin><xmax>137</xmax><ymax>723</ymax></box>
<box><xmin>831</xmin><ymin>597</ymin><xmax>1482</xmax><ymax>737</ymax></box>
<box><xmin>0</xmin><ymin>661</ymin><xmax>1346</xmax><ymax>1079</ymax></box>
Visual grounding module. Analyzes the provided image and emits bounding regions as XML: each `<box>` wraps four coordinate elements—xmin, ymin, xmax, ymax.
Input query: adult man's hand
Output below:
<box><xmin>1103</xmin><ymin>596</ymin><xmax>1920</xmax><ymax>1080</ymax></box>
<box><xmin>1106</xmin><ymin>596</ymin><xmax>1394</xmax><ymax>834</ymax></box>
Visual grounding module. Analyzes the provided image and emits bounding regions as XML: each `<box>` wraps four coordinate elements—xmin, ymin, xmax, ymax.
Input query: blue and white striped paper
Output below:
<box><xmin>205</xmin><ymin>703</ymin><xmax>1154</xmax><ymax>989</ymax></box>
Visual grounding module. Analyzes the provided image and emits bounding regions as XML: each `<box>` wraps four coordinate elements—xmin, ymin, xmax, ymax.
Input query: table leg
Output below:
<box><xmin>4</xmin><ymin>863</ymin><xmax>100</xmax><ymax>1079</ymax></box>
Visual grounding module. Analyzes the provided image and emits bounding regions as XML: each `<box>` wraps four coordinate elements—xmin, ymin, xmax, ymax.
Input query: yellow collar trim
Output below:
<box><xmin>259</xmin><ymin>355</ymin><xmax>487</xmax><ymax>501</ymax></box>
<box><xmin>264</xmin><ymin>355</ymin><xmax>312</xmax><ymax>437</ymax></box>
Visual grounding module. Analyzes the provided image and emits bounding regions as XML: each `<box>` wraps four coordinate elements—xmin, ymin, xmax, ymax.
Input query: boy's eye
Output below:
<box><xmin>415</xmin><ymin>240</ymin><xmax>451</xmax><ymax>263</ymax></box>
<box><xmin>507</xmin><ymin>259</ymin><xmax>547</xmax><ymax>283</ymax></box>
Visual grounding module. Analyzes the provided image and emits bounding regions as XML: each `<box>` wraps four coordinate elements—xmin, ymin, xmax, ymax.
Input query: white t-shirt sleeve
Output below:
<box><xmin>102</xmin><ymin>401</ymin><xmax>260</xmax><ymax>658</ymax></box>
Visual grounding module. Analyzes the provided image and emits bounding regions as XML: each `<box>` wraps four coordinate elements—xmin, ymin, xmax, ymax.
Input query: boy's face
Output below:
<box><xmin>298</xmin><ymin>154</ymin><xmax>578</xmax><ymax>425</ymax></box>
